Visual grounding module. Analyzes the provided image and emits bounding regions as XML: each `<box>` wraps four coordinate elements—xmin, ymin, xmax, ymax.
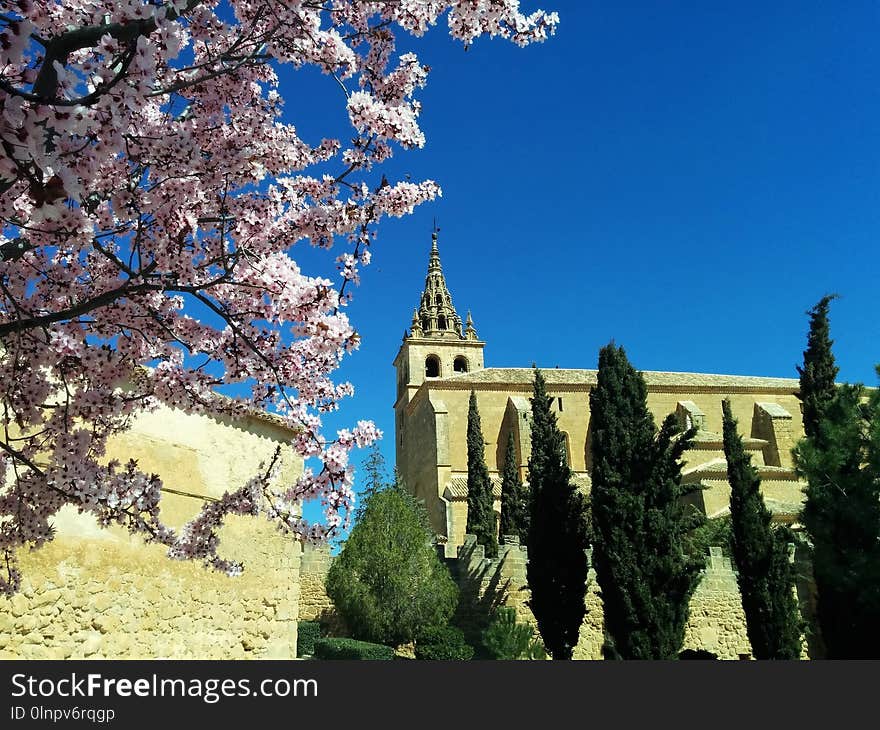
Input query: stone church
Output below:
<box><xmin>395</xmin><ymin>232</ymin><xmax>807</xmax><ymax>550</ymax></box>
<box><xmin>393</xmin><ymin>233</ymin><xmax>817</xmax><ymax>658</ymax></box>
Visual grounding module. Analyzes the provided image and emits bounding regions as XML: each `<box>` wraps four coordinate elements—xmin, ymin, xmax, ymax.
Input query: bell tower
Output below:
<box><xmin>393</xmin><ymin>229</ymin><xmax>486</xmax><ymax>433</ymax></box>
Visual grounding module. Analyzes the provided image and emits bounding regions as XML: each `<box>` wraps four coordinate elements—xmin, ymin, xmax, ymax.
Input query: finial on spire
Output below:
<box><xmin>410</xmin><ymin>308</ymin><xmax>423</xmax><ymax>338</ymax></box>
<box><xmin>465</xmin><ymin>310</ymin><xmax>478</xmax><ymax>341</ymax></box>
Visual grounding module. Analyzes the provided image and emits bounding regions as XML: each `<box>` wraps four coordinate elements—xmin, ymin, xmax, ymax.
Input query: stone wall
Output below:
<box><xmin>445</xmin><ymin>536</ymin><xmax>604</xmax><ymax>659</ymax></box>
<box><xmin>0</xmin><ymin>512</ymin><xmax>300</xmax><ymax>659</ymax></box>
<box><xmin>292</xmin><ymin>535</ymin><xmax>816</xmax><ymax>660</ymax></box>
<box><xmin>445</xmin><ymin>536</ymin><xmax>531</xmax><ymax>645</ymax></box>
<box><xmin>0</xmin><ymin>404</ymin><xmax>303</xmax><ymax>660</ymax></box>
<box><xmin>573</xmin><ymin>550</ymin><xmax>605</xmax><ymax>660</ymax></box>
<box><xmin>681</xmin><ymin>547</ymin><xmax>752</xmax><ymax>659</ymax></box>
<box><xmin>447</xmin><ymin>537</ymin><xmax>811</xmax><ymax>660</ymax></box>
<box><xmin>297</xmin><ymin>544</ymin><xmax>345</xmax><ymax>633</ymax></box>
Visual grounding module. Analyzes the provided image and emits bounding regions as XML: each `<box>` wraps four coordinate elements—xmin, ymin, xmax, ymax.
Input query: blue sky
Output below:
<box><xmin>279</xmin><ymin>2</ymin><xmax>880</xmax><ymax>518</ymax></box>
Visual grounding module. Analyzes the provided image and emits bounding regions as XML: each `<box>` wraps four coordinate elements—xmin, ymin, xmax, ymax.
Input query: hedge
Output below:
<box><xmin>415</xmin><ymin>625</ymin><xmax>474</xmax><ymax>660</ymax></box>
<box><xmin>297</xmin><ymin>621</ymin><xmax>322</xmax><ymax>657</ymax></box>
<box><xmin>312</xmin><ymin>637</ymin><xmax>394</xmax><ymax>660</ymax></box>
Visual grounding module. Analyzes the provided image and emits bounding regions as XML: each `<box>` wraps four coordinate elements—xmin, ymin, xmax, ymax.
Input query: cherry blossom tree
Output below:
<box><xmin>0</xmin><ymin>1</ymin><xmax>558</xmax><ymax>596</ymax></box>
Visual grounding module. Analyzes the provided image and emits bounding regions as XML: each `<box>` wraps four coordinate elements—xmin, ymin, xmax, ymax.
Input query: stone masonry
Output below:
<box><xmin>298</xmin><ymin>534</ymin><xmax>815</xmax><ymax>659</ymax></box>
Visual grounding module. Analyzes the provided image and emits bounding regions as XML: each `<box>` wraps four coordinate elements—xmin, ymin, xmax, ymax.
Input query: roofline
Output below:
<box><xmin>418</xmin><ymin>367</ymin><xmax>802</xmax><ymax>394</ymax></box>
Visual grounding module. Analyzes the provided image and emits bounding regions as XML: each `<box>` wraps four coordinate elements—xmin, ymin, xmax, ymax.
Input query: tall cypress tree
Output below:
<box><xmin>466</xmin><ymin>390</ymin><xmax>498</xmax><ymax>558</ymax></box>
<box><xmin>526</xmin><ymin>368</ymin><xmax>589</xmax><ymax>660</ymax></box>
<box><xmin>794</xmin><ymin>377</ymin><xmax>880</xmax><ymax>658</ymax></box>
<box><xmin>797</xmin><ymin>294</ymin><xmax>839</xmax><ymax>441</ymax></box>
<box><xmin>721</xmin><ymin>398</ymin><xmax>802</xmax><ymax>659</ymax></box>
<box><xmin>589</xmin><ymin>343</ymin><xmax>704</xmax><ymax>659</ymax></box>
<box><xmin>500</xmin><ymin>431</ymin><xmax>529</xmax><ymax>544</ymax></box>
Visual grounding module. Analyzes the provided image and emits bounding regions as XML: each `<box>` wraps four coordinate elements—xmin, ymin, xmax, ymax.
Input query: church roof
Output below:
<box><xmin>688</xmin><ymin>429</ymin><xmax>769</xmax><ymax>449</ymax></box>
<box><xmin>445</xmin><ymin>475</ymin><xmax>503</xmax><ymax>500</ymax></box>
<box><xmin>681</xmin><ymin>457</ymin><xmax>798</xmax><ymax>481</ymax></box>
<box><xmin>430</xmin><ymin>367</ymin><xmax>801</xmax><ymax>392</ymax></box>
<box><xmin>443</xmin><ymin>473</ymin><xmax>591</xmax><ymax>501</ymax></box>
<box><xmin>708</xmin><ymin>498</ymin><xmax>802</xmax><ymax>521</ymax></box>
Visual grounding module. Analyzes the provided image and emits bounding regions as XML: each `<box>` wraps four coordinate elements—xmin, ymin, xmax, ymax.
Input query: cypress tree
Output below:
<box><xmin>797</xmin><ymin>294</ymin><xmax>839</xmax><ymax>441</ymax></box>
<box><xmin>794</xmin><ymin>376</ymin><xmax>880</xmax><ymax>658</ymax></box>
<box><xmin>589</xmin><ymin>343</ymin><xmax>704</xmax><ymax>659</ymax></box>
<box><xmin>526</xmin><ymin>368</ymin><xmax>589</xmax><ymax>660</ymax></box>
<box><xmin>500</xmin><ymin>430</ymin><xmax>529</xmax><ymax>544</ymax></box>
<box><xmin>721</xmin><ymin>398</ymin><xmax>802</xmax><ymax>659</ymax></box>
<box><xmin>466</xmin><ymin>390</ymin><xmax>498</xmax><ymax>558</ymax></box>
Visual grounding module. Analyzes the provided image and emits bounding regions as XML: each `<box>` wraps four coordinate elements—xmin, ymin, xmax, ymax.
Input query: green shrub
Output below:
<box><xmin>327</xmin><ymin>484</ymin><xmax>458</xmax><ymax>646</ymax></box>
<box><xmin>414</xmin><ymin>625</ymin><xmax>474</xmax><ymax>660</ymax></box>
<box><xmin>296</xmin><ymin>621</ymin><xmax>322</xmax><ymax>657</ymax></box>
<box><xmin>312</xmin><ymin>637</ymin><xmax>394</xmax><ymax>661</ymax></box>
<box><xmin>482</xmin><ymin>608</ymin><xmax>547</xmax><ymax>660</ymax></box>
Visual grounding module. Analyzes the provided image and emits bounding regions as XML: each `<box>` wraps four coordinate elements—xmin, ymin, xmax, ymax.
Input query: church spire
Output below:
<box><xmin>412</xmin><ymin>229</ymin><xmax>464</xmax><ymax>340</ymax></box>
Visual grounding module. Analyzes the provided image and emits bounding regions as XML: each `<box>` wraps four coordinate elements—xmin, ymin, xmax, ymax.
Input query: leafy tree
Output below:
<box><xmin>500</xmin><ymin>431</ymin><xmax>529</xmax><ymax>544</ymax></box>
<box><xmin>0</xmin><ymin>1</ymin><xmax>558</xmax><ymax>596</ymax></box>
<box><xmin>794</xmin><ymin>375</ymin><xmax>880</xmax><ymax>658</ymax></box>
<box><xmin>684</xmin><ymin>516</ymin><xmax>733</xmax><ymax>563</ymax></box>
<box><xmin>797</xmin><ymin>295</ymin><xmax>840</xmax><ymax>441</ymax></box>
<box><xmin>326</xmin><ymin>481</ymin><xmax>458</xmax><ymax>647</ymax></box>
<box><xmin>360</xmin><ymin>442</ymin><xmax>392</xmax><ymax>505</ymax></box>
<box><xmin>589</xmin><ymin>343</ymin><xmax>704</xmax><ymax>660</ymax></box>
<box><xmin>482</xmin><ymin>607</ymin><xmax>547</xmax><ymax>660</ymax></box>
<box><xmin>526</xmin><ymin>368</ymin><xmax>589</xmax><ymax>660</ymax></box>
<box><xmin>721</xmin><ymin>399</ymin><xmax>802</xmax><ymax>659</ymax></box>
<box><xmin>466</xmin><ymin>390</ymin><xmax>498</xmax><ymax>558</ymax></box>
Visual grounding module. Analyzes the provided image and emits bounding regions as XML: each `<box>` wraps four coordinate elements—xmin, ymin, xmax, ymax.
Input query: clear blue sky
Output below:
<box><xmin>276</xmin><ymin>2</ymin><xmax>880</xmax><ymax>521</ymax></box>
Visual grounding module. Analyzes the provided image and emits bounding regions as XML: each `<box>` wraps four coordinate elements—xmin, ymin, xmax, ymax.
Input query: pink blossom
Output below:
<box><xmin>0</xmin><ymin>0</ymin><xmax>557</xmax><ymax>596</ymax></box>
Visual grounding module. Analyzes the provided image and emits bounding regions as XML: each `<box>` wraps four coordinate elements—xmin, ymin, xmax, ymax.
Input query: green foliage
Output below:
<box><xmin>721</xmin><ymin>399</ymin><xmax>802</xmax><ymax>659</ymax></box>
<box><xmin>312</xmin><ymin>637</ymin><xmax>394</xmax><ymax>661</ymax></box>
<box><xmin>500</xmin><ymin>431</ymin><xmax>530</xmax><ymax>544</ymax></box>
<box><xmin>326</xmin><ymin>483</ymin><xmax>459</xmax><ymax>647</ymax></box>
<box><xmin>296</xmin><ymin>621</ymin><xmax>323</xmax><ymax>658</ymax></box>
<box><xmin>466</xmin><ymin>390</ymin><xmax>498</xmax><ymax>558</ymax></box>
<box><xmin>794</xmin><ymin>373</ymin><xmax>880</xmax><ymax>658</ymax></box>
<box><xmin>685</xmin><ymin>516</ymin><xmax>732</xmax><ymax>562</ymax></box>
<box><xmin>797</xmin><ymin>294</ymin><xmax>839</xmax><ymax>441</ymax></box>
<box><xmin>589</xmin><ymin>343</ymin><xmax>705</xmax><ymax>660</ymax></box>
<box><xmin>526</xmin><ymin>368</ymin><xmax>590</xmax><ymax>660</ymax></box>
<box><xmin>360</xmin><ymin>442</ymin><xmax>391</xmax><ymax>505</ymax></box>
<box><xmin>414</xmin><ymin>624</ymin><xmax>474</xmax><ymax>660</ymax></box>
<box><xmin>482</xmin><ymin>607</ymin><xmax>547</xmax><ymax>660</ymax></box>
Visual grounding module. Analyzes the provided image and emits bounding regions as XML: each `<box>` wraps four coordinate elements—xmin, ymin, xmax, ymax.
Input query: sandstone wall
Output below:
<box><xmin>290</xmin><ymin>534</ymin><xmax>816</xmax><ymax>660</ymax></box>
<box><xmin>297</xmin><ymin>544</ymin><xmax>345</xmax><ymax>634</ymax></box>
<box><xmin>0</xmin><ymin>405</ymin><xmax>303</xmax><ymax>660</ymax></box>
<box><xmin>447</xmin><ymin>538</ymin><xmax>811</xmax><ymax>660</ymax></box>
<box><xmin>681</xmin><ymin>547</ymin><xmax>752</xmax><ymax>659</ymax></box>
<box><xmin>0</xmin><ymin>514</ymin><xmax>300</xmax><ymax>660</ymax></box>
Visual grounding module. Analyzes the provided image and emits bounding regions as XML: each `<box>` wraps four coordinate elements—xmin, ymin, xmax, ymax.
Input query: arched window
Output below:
<box><xmin>561</xmin><ymin>431</ymin><xmax>572</xmax><ymax>467</ymax></box>
<box><xmin>453</xmin><ymin>356</ymin><xmax>468</xmax><ymax>373</ymax></box>
<box><xmin>425</xmin><ymin>355</ymin><xmax>440</xmax><ymax>378</ymax></box>
<box><xmin>435</xmin><ymin>294</ymin><xmax>442</xmax><ymax>306</ymax></box>
<box><xmin>438</xmin><ymin>315</ymin><xmax>447</xmax><ymax>330</ymax></box>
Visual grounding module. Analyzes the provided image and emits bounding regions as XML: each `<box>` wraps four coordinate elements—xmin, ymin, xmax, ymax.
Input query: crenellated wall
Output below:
<box><xmin>294</xmin><ymin>534</ymin><xmax>815</xmax><ymax>659</ymax></box>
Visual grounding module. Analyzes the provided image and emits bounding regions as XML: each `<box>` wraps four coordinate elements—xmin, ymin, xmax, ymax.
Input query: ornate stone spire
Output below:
<box><xmin>412</xmin><ymin>230</ymin><xmax>464</xmax><ymax>340</ymax></box>
<box><xmin>465</xmin><ymin>310</ymin><xmax>478</xmax><ymax>341</ymax></box>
